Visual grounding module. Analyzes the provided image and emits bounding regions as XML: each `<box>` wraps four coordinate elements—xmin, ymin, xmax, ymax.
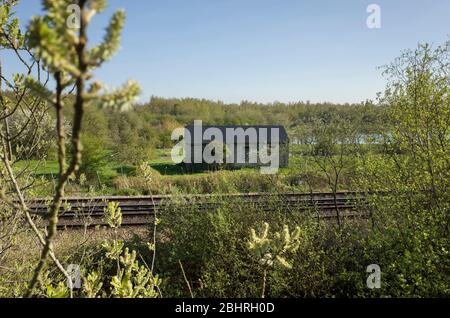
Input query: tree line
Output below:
<box><xmin>51</xmin><ymin>96</ymin><xmax>386</xmax><ymax>168</ymax></box>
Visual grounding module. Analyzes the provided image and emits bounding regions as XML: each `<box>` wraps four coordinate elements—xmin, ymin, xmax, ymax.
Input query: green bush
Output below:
<box><xmin>152</xmin><ymin>192</ymin><xmax>449</xmax><ymax>298</ymax></box>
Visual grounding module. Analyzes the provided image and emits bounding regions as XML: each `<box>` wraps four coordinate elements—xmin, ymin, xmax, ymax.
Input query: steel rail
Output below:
<box><xmin>20</xmin><ymin>191</ymin><xmax>369</xmax><ymax>228</ymax></box>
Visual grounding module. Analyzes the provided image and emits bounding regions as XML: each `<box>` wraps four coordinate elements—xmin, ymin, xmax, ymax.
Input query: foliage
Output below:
<box><xmin>353</xmin><ymin>41</ymin><xmax>450</xmax><ymax>297</ymax></box>
<box><xmin>78</xmin><ymin>134</ymin><xmax>109</xmax><ymax>179</ymax></box>
<box><xmin>108</xmin><ymin>248</ymin><xmax>160</xmax><ymax>298</ymax></box>
<box><xmin>247</xmin><ymin>222</ymin><xmax>302</xmax><ymax>297</ymax></box>
<box><xmin>0</xmin><ymin>0</ymin><xmax>448</xmax><ymax>299</ymax></box>
<box><xmin>248</xmin><ymin>222</ymin><xmax>302</xmax><ymax>270</ymax></box>
<box><xmin>82</xmin><ymin>201</ymin><xmax>161</xmax><ymax>298</ymax></box>
<box><xmin>104</xmin><ymin>201</ymin><xmax>122</xmax><ymax>229</ymax></box>
<box><xmin>1</xmin><ymin>0</ymin><xmax>142</xmax><ymax>297</ymax></box>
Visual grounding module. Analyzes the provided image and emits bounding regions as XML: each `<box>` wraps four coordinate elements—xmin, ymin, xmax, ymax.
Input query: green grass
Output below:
<box><xmin>13</xmin><ymin>146</ymin><xmax>356</xmax><ymax>196</ymax></box>
<box><xmin>12</xmin><ymin>146</ymin><xmax>303</xmax><ymax>177</ymax></box>
<box><xmin>13</xmin><ymin>160</ymin><xmax>59</xmax><ymax>176</ymax></box>
<box><xmin>12</xmin><ymin>149</ymin><xmax>310</xmax><ymax>183</ymax></box>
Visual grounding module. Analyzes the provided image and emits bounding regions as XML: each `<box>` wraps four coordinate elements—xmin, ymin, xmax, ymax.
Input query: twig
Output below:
<box><xmin>178</xmin><ymin>260</ymin><xmax>194</xmax><ymax>298</ymax></box>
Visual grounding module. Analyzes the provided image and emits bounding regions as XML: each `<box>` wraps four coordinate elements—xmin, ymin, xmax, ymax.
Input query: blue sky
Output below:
<box><xmin>4</xmin><ymin>0</ymin><xmax>450</xmax><ymax>104</ymax></box>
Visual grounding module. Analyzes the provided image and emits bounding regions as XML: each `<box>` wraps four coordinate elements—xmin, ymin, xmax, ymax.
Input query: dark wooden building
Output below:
<box><xmin>183</xmin><ymin>124</ymin><xmax>289</xmax><ymax>170</ymax></box>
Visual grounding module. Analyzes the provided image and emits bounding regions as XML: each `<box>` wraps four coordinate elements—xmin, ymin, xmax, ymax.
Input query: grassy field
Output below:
<box><xmin>12</xmin><ymin>145</ymin><xmax>358</xmax><ymax>197</ymax></box>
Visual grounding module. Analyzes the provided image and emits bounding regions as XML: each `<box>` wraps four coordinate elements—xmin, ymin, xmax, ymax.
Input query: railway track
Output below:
<box><xmin>25</xmin><ymin>192</ymin><xmax>368</xmax><ymax>228</ymax></box>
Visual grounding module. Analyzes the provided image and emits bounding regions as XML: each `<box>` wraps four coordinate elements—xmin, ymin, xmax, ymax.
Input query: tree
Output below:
<box><xmin>108</xmin><ymin>110</ymin><xmax>156</xmax><ymax>164</ymax></box>
<box><xmin>0</xmin><ymin>0</ymin><xmax>56</xmax><ymax>273</ymax></box>
<box><xmin>304</xmin><ymin>117</ymin><xmax>361</xmax><ymax>228</ymax></box>
<box><xmin>1</xmin><ymin>0</ymin><xmax>140</xmax><ymax>297</ymax></box>
<box><xmin>381</xmin><ymin>42</ymin><xmax>450</xmax><ymax>209</ymax></box>
<box><xmin>355</xmin><ymin>41</ymin><xmax>450</xmax><ymax>296</ymax></box>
